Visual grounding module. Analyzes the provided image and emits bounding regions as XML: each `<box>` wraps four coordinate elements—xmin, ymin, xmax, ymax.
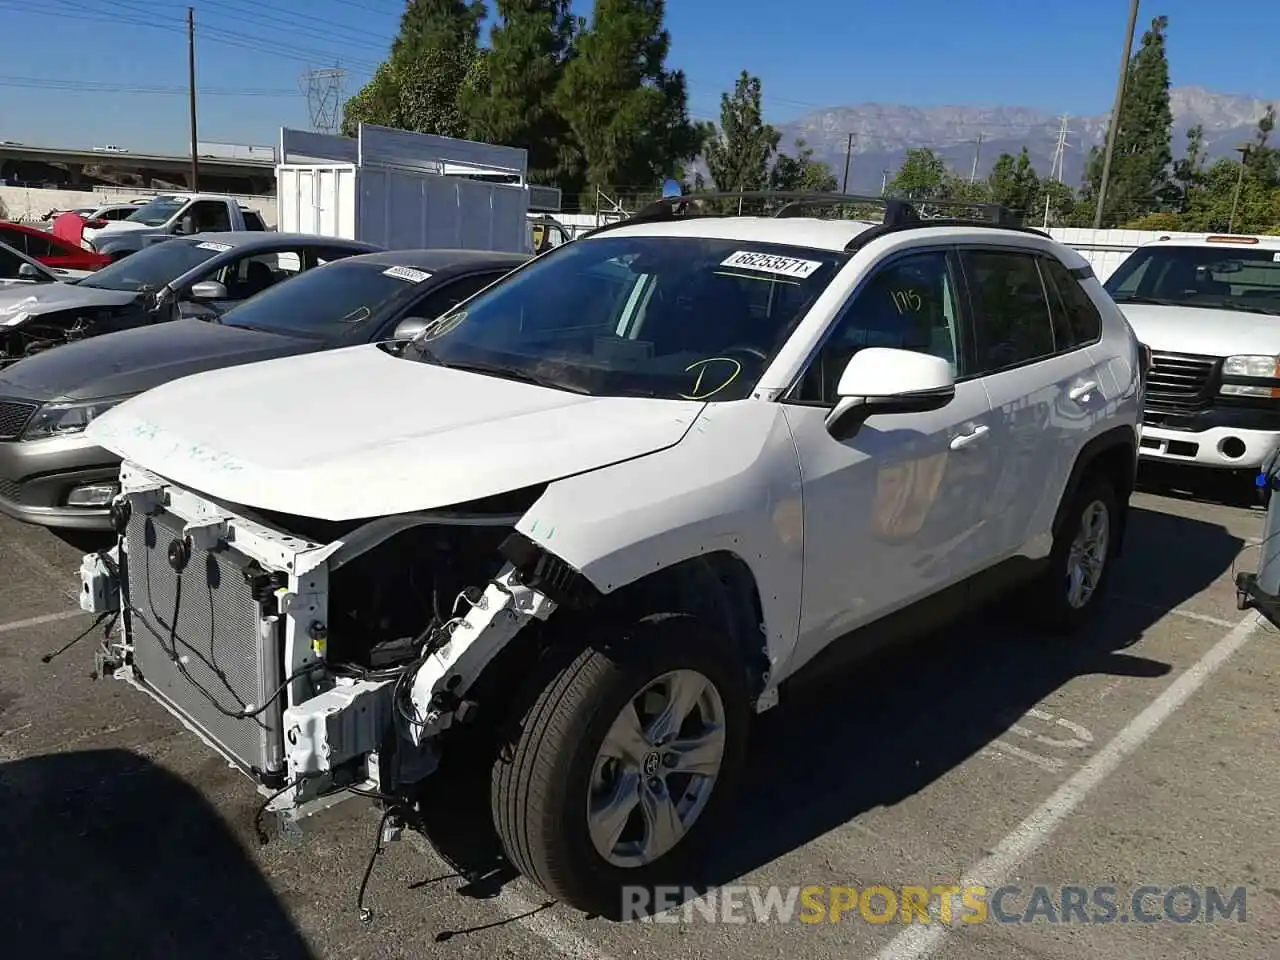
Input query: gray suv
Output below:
<box><xmin>0</xmin><ymin>248</ymin><xmax>527</xmax><ymax>530</ymax></box>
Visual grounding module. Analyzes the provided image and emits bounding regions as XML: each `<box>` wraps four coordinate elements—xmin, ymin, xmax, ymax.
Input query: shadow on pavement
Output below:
<box><xmin>1137</xmin><ymin>461</ymin><xmax>1263</xmax><ymax>512</ymax></box>
<box><xmin>702</xmin><ymin>503</ymin><xmax>1243</xmax><ymax>889</ymax></box>
<box><xmin>0</xmin><ymin>748</ymin><xmax>315</xmax><ymax>960</ymax></box>
<box><xmin>412</xmin><ymin>504</ymin><xmax>1246</xmax><ymax>920</ymax></box>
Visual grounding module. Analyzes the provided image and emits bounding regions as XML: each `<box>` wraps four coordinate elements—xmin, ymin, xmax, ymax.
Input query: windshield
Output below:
<box><xmin>220</xmin><ymin>260</ymin><xmax>416</xmax><ymax>339</ymax></box>
<box><xmin>125</xmin><ymin>196</ymin><xmax>188</xmax><ymax>226</ymax></box>
<box><xmin>77</xmin><ymin>239</ymin><xmax>224</xmax><ymax>293</ymax></box>
<box><xmin>1104</xmin><ymin>244</ymin><xmax>1280</xmax><ymax>316</ymax></box>
<box><xmin>402</xmin><ymin>235</ymin><xmax>847</xmax><ymax>400</ymax></box>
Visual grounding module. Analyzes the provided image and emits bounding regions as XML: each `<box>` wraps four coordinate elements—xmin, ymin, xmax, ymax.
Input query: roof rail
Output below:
<box><xmin>576</xmin><ymin>190</ymin><xmax>1035</xmax><ymax>243</ymax></box>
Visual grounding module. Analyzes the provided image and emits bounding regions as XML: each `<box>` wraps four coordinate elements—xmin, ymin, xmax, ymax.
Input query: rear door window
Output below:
<box><xmin>961</xmin><ymin>250</ymin><xmax>1057</xmax><ymax>374</ymax></box>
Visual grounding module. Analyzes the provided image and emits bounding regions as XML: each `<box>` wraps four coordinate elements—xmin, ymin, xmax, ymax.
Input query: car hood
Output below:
<box><xmin>0</xmin><ymin>282</ymin><xmax>139</xmax><ymax>325</ymax></box>
<box><xmin>0</xmin><ymin>318</ymin><xmax>313</xmax><ymax>402</ymax></box>
<box><xmin>1118</xmin><ymin>303</ymin><xmax>1280</xmax><ymax>357</ymax></box>
<box><xmin>87</xmin><ymin>221</ymin><xmax>152</xmax><ymax>237</ymax></box>
<box><xmin>86</xmin><ymin>344</ymin><xmax>706</xmax><ymax>521</ymax></box>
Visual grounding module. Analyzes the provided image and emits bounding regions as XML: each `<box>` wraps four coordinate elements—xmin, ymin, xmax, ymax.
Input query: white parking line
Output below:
<box><xmin>1113</xmin><ymin>594</ymin><xmax>1236</xmax><ymax>628</ymax></box>
<box><xmin>0</xmin><ymin>609</ymin><xmax>87</xmax><ymax>635</ymax></box>
<box><xmin>403</xmin><ymin>830</ymin><xmax>613</xmax><ymax>959</ymax></box>
<box><xmin>874</xmin><ymin>611</ymin><xmax>1260</xmax><ymax>960</ymax></box>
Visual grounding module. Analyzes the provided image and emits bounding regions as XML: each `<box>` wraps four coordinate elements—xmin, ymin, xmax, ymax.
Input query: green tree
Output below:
<box><xmin>341</xmin><ymin>0</ymin><xmax>485</xmax><ymax>138</ymax></box>
<box><xmin>1245</xmin><ymin>105</ymin><xmax>1280</xmax><ymax>189</ymax></box>
<box><xmin>704</xmin><ymin>72</ymin><xmax>779</xmax><ymax>193</ymax></box>
<box><xmin>341</xmin><ymin>47</ymin><xmax>483</xmax><ymax>138</ymax></box>
<box><xmin>460</xmin><ymin>1</ymin><xmax>579</xmax><ymax>187</ymax></box>
<box><xmin>554</xmin><ymin>0</ymin><xmax>705</xmax><ymax>201</ymax></box>
<box><xmin>769</xmin><ymin>138</ymin><xmax>838</xmax><ymax>192</ymax></box>
<box><xmin>986</xmin><ymin>148</ymin><xmax>1040</xmax><ymax>218</ymax></box>
<box><xmin>1081</xmin><ymin>15</ymin><xmax>1175</xmax><ymax>226</ymax></box>
<box><xmin>887</xmin><ymin>148</ymin><xmax>949</xmax><ymax>198</ymax></box>
<box><xmin>1171</xmin><ymin>123</ymin><xmax>1209</xmax><ymax>209</ymax></box>
<box><xmin>393</xmin><ymin>0</ymin><xmax>486</xmax><ymax>60</ymax></box>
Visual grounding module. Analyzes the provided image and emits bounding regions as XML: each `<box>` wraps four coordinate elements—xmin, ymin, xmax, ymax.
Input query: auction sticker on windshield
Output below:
<box><xmin>383</xmin><ymin>266</ymin><xmax>432</xmax><ymax>284</ymax></box>
<box><xmin>720</xmin><ymin>250</ymin><xmax>822</xmax><ymax>278</ymax></box>
<box><xmin>196</xmin><ymin>241</ymin><xmax>233</xmax><ymax>252</ymax></box>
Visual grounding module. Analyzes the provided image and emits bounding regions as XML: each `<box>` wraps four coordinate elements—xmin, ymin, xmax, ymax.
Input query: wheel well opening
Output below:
<box><xmin>1086</xmin><ymin>438</ymin><xmax>1136</xmax><ymax>554</ymax></box>
<box><xmin>601</xmin><ymin>551</ymin><xmax>769</xmax><ymax>694</ymax></box>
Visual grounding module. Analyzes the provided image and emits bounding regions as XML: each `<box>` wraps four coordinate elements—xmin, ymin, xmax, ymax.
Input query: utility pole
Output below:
<box><xmin>1094</xmin><ymin>0</ymin><xmax>1140</xmax><ymax>229</ymax></box>
<box><xmin>841</xmin><ymin>132</ymin><xmax>854</xmax><ymax>192</ymax></box>
<box><xmin>881</xmin><ymin>169</ymin><xmax>889</xmax><ymax>196</ymax></box>
<box><xmin>969</xmin><ymin>133</ymin><xmax>984</xmax><ymax>183</ymax></box>
<box><xmin>187</xmin><ymin>7</ymin><xmax>200</xmax><ymax>192</ymax></box>
<box><xmin>1228</xmin><ymin>142</ymin><xmax>1252</xmax><ymax>233</ymax></box>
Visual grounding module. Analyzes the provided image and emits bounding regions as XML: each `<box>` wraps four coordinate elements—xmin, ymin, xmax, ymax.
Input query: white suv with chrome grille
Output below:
<box><xmin>1104</xmin><ymin>233</ymin><xmax>1280</xmax><ymax>498</ymax></box>
<box><xmin>75</xmin><ymin>191</ymin><xmax>1142</xmax><ymax>919</ymax></box>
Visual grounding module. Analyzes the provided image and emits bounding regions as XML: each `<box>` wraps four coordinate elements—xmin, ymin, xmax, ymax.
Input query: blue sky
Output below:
<box><xmin>1</xmin><ymin>0</ymin><xmax>1277</xmax><ymax>152</ymax></box>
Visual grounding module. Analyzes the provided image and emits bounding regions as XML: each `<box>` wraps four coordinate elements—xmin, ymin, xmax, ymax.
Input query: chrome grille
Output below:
<box><xmin>0</xmin><ymin>399</ymin><xmax>38</xmax><ymax>439</ymax></box>
<box><xmin>123</xmin><ymin>507</ymin><xmax>285</xmax><ymax>777</ymax></box>
<box><xmin>1144</xmin><ymin>351</ymin><xmax>1219</xmax><ymax>412</ymax></box>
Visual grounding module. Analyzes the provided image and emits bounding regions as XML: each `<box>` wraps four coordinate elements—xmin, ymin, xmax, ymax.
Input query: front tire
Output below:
<box><xmin>491</xmin><ymin>615</ymin><xmax>749</xmax><ymax>918</ymax></box>
<box><xmin>1026</xmin><ymin>472</ymin><xmax>1119</xmax><ymax>635</ymax></box>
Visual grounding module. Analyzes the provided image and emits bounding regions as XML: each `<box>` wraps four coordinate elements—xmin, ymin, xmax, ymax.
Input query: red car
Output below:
<box><xmin>0</xmin><ymin>220</ymin><xmax>112</xmax><ymax>272</ymax></box>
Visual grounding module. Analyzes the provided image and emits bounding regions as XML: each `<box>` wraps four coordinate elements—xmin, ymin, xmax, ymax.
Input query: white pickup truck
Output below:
<box><xmin>83</xmin><ymin>194</ymin><xmax>269</xmax><ymax>261</ymax></box>
<box><xmin>1103</xmin><ymin>233</ymin><xmax>1280</xmax><ymax>502</ymax></box>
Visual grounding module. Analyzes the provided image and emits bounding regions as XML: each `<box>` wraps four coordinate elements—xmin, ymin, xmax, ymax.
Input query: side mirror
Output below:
<box><xmin>825</xmin><ymin>347</ymin><xmax>956</xmax><ymax>440</ymax></box>
<box><xmin>18</xmin><ymin>262</ymin><xmax>41</xmax><ymax>280</ymax></box>
<box><xmin>188</xmin><ymin>279</ymin><xmax>228</xmax><ymax>301</ymax></box>
<box><xmin>392</xmin><ymin>316</ymin><xmax>432</xmax><ymax>340</ymax></box>
<box><xmin>173</xmin><ymin>215</ymin><xmax>196</xmax><ymax>235</ymax></box>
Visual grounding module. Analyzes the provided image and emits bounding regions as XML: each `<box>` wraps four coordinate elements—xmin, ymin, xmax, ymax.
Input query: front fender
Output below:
<box><xmin>513</xmin><ymin>400</ymin><xmax>805</xmax><ymax>677</ymax></box>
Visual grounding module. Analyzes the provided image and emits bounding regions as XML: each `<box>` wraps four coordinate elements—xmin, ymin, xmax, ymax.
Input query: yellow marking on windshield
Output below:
<box><xmin>679</xmin><ymin>357</ymin><xmax>742</xmax><ymax>400</ymax></box>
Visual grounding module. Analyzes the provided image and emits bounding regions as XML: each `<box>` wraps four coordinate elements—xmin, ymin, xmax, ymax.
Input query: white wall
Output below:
<box><xmin>0</xmin><ymin>184</ymin><xmax>277</xmax><ymax>226</ymax></box>
<box><xmin>1047</xmin><ymin>227</ymin><xmax>1217</xmax><ymax>280</ymax></box>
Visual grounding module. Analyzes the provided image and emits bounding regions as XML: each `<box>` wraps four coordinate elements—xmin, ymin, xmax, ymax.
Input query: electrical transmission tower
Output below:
<box><xmin>300</xmin><ymin>65</ymin><xmax>346</xmax><ymax>134</ymax></box>
<box><xmin>1048</xmin><ymin>114</ymin><xmax>1073</xmax><ymax>183</ymax></box>
<box><xmin>1042</xmin><ymin>114</ymin><xmax>1074</xmax><ymax>227</ymax></box>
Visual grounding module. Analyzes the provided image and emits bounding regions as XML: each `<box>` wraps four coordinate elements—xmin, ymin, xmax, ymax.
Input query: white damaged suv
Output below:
<box><xmin>77</xmin><ymin>193</ymin><xmax>1142</xmax><ymax>917</ymax></box>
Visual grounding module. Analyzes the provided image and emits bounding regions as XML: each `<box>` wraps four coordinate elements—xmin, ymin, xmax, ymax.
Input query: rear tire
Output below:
<box><xmin>490</xmin><ymin>615</ymin><xmax>749</xmax><ymax>918</ymax></box>
<box><xmin>1025</xmin><ymin>472</ymin><xmax>1119</xmax><ymax>635</ymax></box>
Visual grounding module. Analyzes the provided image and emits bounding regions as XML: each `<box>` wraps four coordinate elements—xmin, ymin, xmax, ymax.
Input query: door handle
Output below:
<box><xmin>949</xmin><ymin>424</ymin><xmax>989</xmax><ymax>450</ymax></box>
<box><xmin>1068</xmin><ymin>381</ymin><xmax>1099</xmax><ymax>403</ymax></box>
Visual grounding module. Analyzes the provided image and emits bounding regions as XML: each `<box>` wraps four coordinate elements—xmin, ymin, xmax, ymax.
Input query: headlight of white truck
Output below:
<box><xmin>22</xmin><ymin>397</ymin><xmax>131</xmax><ymax>440</ymax></box>
<box><xmin>1220</xmin><ymin>355</ymin><xmax>1280</xmax><ymax>398</ymax></box>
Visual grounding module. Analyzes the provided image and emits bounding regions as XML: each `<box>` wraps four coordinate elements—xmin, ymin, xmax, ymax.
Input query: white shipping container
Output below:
<box><xmin>275</xmin><ymin>124</ymin><xmax>531</xmax><ymax>253</ymax></box>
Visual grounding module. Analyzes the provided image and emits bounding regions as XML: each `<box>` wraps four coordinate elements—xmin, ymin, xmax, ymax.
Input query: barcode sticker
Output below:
<box><xmin>720</xmin><ymin>250</ymin><xmax>822</xmax><ymax>278</ymax></box>
<box><xmin>384</xmin><ymin>265</ymin><xmax>432</xmax><ymax>283</ymax></box>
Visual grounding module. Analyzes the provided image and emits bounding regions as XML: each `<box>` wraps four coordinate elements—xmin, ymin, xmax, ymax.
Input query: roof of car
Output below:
<box><xmin>183</xmin><ymin>231</ymin><xmax>378</xmax><ymax>250</ymax></box>
<box><xmin>595</xmin><ymin>216</ymin><xmax>879</xmax><ymax>251</ymax></box>
<box><xmin>591</xmin><ymin>214</ymin><xmax>1077</xmax><ymax>259</ymax></box>
<box><xmin>1138</xmin><ymin>234</ymin><xmax>1280</xmax><ymax>250</ymax></box>
<box><xmin>341</xmin><ymin>248</ymin><xmax>532</xmax><ymax>271</ymax></box>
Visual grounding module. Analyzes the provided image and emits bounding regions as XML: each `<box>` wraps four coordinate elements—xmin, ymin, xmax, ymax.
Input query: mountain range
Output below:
<box><xmin>773</xmin><ymin>86</ymin><xmax>1278</xmax><ymax>194</ymax></box>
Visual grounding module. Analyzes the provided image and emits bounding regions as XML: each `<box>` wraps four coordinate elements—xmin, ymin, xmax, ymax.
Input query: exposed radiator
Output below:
<box><xmin>123</xmin><ymin>507</ymin><xmax>286</xmax><ymax>777</ymax></box>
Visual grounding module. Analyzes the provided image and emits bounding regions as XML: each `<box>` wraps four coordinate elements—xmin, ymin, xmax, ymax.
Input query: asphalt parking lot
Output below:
<box><xmin>1</xmin><ymin>467</ymin><xmax>1278</xmax><ymax>960</ymax></box>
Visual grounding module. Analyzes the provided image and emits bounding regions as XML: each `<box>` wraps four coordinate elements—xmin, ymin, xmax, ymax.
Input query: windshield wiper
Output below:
<box><xmin>1111</xmin><ymin>295</ymin><xmax>1185</xmax><ymax>306</ymax></box>
<box><xmin>411</xmin><ymin>345</ymin><xmax>591</xmax><ymax>394</ymax></box>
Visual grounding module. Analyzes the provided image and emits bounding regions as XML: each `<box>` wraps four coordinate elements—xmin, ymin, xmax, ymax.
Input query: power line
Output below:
<box><xmin>0</xmin><ymin>75</ymin><xmax>299</xmax><ymax>97</ymax></box>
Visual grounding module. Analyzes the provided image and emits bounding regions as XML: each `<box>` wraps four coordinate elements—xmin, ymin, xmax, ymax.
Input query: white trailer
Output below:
<box><xmin>275</xmin><ymin>124</ymin><xmax>533</xmax><ymax>254</ymax></box>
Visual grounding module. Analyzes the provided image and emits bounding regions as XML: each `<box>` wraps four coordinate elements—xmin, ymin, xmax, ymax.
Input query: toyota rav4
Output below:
<box><xmin>75</xmin><ymin>192</ymin><xmax>1143</xmax><ymax>918</ymax></box>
